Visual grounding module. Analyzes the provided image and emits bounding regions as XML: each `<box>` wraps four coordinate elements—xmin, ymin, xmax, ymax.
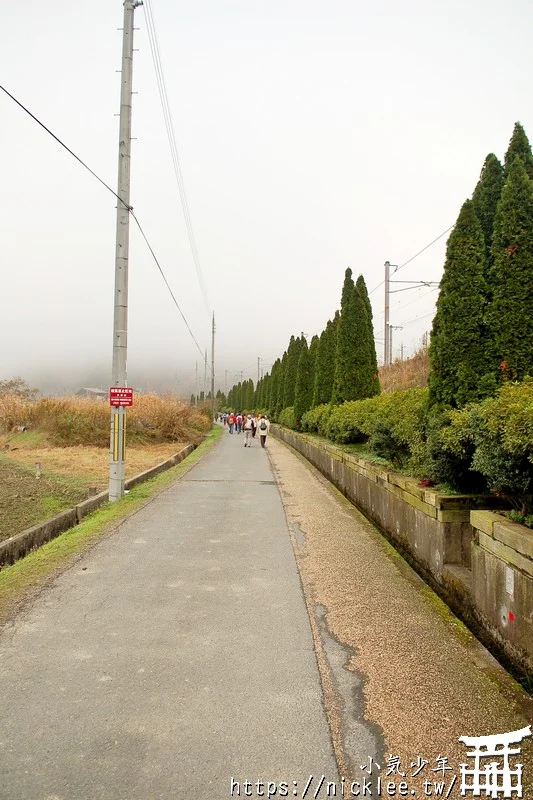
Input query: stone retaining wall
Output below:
<box><xmin>272</xmin><ymin>426</ymin><xmax>532</xmax><ymax>675</ymax></box>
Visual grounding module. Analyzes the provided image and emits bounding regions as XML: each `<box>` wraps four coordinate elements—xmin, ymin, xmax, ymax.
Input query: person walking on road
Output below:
<box><xmin>257</xmin><ymin>414</ymin><xmax>270</xmax><ymax>448</ymax></box>
<box><xmin>243</xmin><ymin>414</ymin><xmax>254</xmax><ymax>447</ymax></box>
<box><xmin>236</xmin><ymin>413</ymin><xmax>243</xmax><ymax>434</ymax></box>
<box><xmin>228</xmin><ymin>413</ymin><xmax>235</xmax><ymax>434</ymax></box>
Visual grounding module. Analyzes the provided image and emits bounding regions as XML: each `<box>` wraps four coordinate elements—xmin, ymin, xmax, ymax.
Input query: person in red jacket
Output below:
<box><xmin>228</xmin><ymin>413</ymin><xmax>236</xmax><ymax>434</ymax></box>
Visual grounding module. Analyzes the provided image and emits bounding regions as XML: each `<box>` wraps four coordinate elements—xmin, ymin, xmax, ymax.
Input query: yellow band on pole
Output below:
<box><xmin>113</xmin><ymin>412</ymin><xmax>119</xmax><ymax>461</ymax></box>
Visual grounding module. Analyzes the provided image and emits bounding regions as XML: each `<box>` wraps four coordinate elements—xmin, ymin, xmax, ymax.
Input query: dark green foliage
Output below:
<box><xmin>282</xmin><ymin>336</ymin><xmax>303</xmax><ymax>409</ymax></box>
<box><xmin>294</xmin><ymin>339</ymin><xmax>314</xmax><ymax>425</ymax></box>
<box><xmin>244</xmin><ymin>379</ymin><xmax>254</xmax><ymax>410</ymax></box>
<box><xmin>267</xmin><ymin>359</ymin><xmax>281</xmax><ymax>414</ymax></box>
<box><xmin>190</xmin><ymin>393</ymin><xmax>195</xmax><ymax>406</ymax></box>
<box><xmin>275</xmin><ymin>353</ymin><xmax>288</xmax><ymax>416</ymax></box>
<box><xmin>356</xmin><ymin>274</ymin><xmax>380</xmax><ymax>395</ymax></box>
<box><xmin>426</xmin><ymin>381</ymin><xmax>533</xmax><ymax>512</ymax></box>
<box><xmin>312</xmin><ymin>313</ymin><xmax>338</xmax><ymax>407</ymax></box>
<box><xmin>323</xmin><ymin>389</ymin><xmax>429</xmax><ymax>472</ymax></box>
<box><xmin>368</xmin><ymin>422</ymin><xmax>410</xmax><ymax>468</ymax></box>
<box><xmin>420</xmin><ymin>408</ymin><xmax>487</xmax><ymax>493</ymax></box>
<box><xmin>504</xmin><ymin>122</ymin><xmax>533</xmax><ymax>181</ymax></box>
<box><xmin>308</xmin><ymin>334</ymin><xmax>320</xmax><ymax>392</ymax></box>
<box><xmin>332</xmin><ymin>269</ymin><xmax>375</xmax><ymax>404</ymax></box>
<box><xmin>486</xmin><ymin>157</ymin><xmax>533</xmax><ymax>382</ymax></box>
<box><xmin>471</xmin><ymin>153</ymin><xmax>504</xmax><ymax>260</ymax></box>
<box><xmin>278</xmin><ymin>406</ymin><xmax>296</xmax><ymax>429</ymax></box>
<box><xmin>301</xmin><ymin>403</ymin><xmax>332</xmax><ymax>434</ymax></box>
<box><xmin>428</xmin><ymin>200</ymin><xmax>492</xmax><ymax>408</ymax></box>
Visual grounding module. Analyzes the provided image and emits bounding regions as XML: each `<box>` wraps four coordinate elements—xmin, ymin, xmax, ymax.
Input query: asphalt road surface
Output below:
<box><xmin>0</xmin><ymin>429</ymin><xmax>338</xmax><ymax>800</ymax></box>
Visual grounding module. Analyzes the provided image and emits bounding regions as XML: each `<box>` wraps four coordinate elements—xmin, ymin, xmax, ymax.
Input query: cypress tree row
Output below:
<box><xmin>294</xmin><ymin>338</ymin><xmax>313</xmax><ymax>424</ymax></box>
<box><xmin>428</xmin><ymin>200</ymin><xmax>491</xmax><ymax>408</ymax></box>
<box><xmin>244</xmin><ymin>379</ymin><xmax>254</xmax><ymax>410</ymax></box>
<box><xmin>308</xmin><ymin>334</ymin><xmax>320</xmax><ymax>396</ymax></box>
<box><xmin>471</xmin><ymin>153</ymin><xmax>504</xmax><ymax>263</ymax></box>
<box><xmin>312</xmin><ymin>316</ymin><xmax>337</xmax><ymax>407</ymax></box>
<box><xmin>276</xmin><ymin>352</ymin><xmax>288</xmax><ymax>415</ymax></box>
<box><xmin>356</xmin><ymin>274</ymin><xmax>380</xmax><ymax>396</ymax></box>
<box><xmin>332</xmin><ymin>269</ymin><xmax>375</xmax><ymax>403</ymax></box>
<box><xmin>504</xmin><ymin>122</ymin><xmax>533</xmax><ymax>181</ymax></box>
<box><xmin>485</xmin><ymin>157</ymin><xmax>533</xmax><ymax>382</ymax></box>
<box><xmin>282</xmin><ymin>335</ymin><xmax>302</xmax><ymax>408</ymax></box>
<box><xmin>268</xmin><ymin>359</ymin><xmax>281</xmax><ymax>413</ymax></box>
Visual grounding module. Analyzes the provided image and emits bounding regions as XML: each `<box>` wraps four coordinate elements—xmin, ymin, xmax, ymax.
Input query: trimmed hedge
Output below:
<box><xmin>291</xmin><ymin>381</ymin><xmax>533</xmax><ymax>513</ymax></box>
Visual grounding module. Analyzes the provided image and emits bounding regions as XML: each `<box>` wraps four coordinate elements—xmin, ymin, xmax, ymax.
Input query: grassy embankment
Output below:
<box><xmin>0</xmin><ymin>394</ymin><xmax>212</xmax><ymax>542</ymax></box>
<box><xmin>0</xmin><ymin>425</ymin><xmax>222</xmax><ymax>624</ymax></box>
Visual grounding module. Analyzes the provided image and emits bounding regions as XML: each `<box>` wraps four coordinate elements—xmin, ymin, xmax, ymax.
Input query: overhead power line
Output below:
<box><xmin>143</xmin><ymin>0</ymin><xmax>211</xmax><ymax>318</ymax></box>
<box><xmin>0</xmin><ymin>83</ymin><xmax>211</xmax><ymax>372</ymax></box>
<box><xmin>368</xmin><ymin>224</ymin><xmax>454</xmax><ymax>296</ymax></box>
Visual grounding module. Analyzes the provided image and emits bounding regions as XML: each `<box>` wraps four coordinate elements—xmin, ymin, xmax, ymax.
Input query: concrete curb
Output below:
<box><xmin>0</xmin><ymin>443</ymin><xmax>196</xmax><ymax>569</ymax></box>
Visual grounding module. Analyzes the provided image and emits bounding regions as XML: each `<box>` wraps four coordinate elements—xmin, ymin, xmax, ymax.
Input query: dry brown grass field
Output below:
<box><xmin>0</xmin><ymin>393</ymin><xmax>211</xmax><ymax>542</ymax></box>
<box><xmin>378</xmin><ymin>346</ymin><xmax>429</xmax><ymax>392</ymax></box>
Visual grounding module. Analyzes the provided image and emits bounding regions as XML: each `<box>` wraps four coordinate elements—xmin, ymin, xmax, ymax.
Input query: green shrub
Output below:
<box><xmin>324</xmin><ymin>396</ymin><xmax>381</xmax><ymax>443</ymax></box>
<box><xmin>277</xmin><ymin>406</ymin><xmax>297</xmax><ymax>429</ymax></box>
<box><xmin>367</xmin><ymin>389</ymin><xmax>429</xmax><ymax>469</ymax></box>
<box><xmin>421</xmin><ymin>407</ymin><xmax>487</xmax><ymax>492</ymax></box>
<box><xmin>469</xmin><ymin>380</ymin><xmax>533</xmax><ymax>513</ymax></box>
<box><xmin>301</xmin><ymin>404</ymin><xmax>331</xmax><ymax>433</ymax></box>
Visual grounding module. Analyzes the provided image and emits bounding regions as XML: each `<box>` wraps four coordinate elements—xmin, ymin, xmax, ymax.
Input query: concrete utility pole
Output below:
<box><xmin>384</xmin><ymin>261</ymin><xmax>390</xmax><ymax>366</ymax></box>
<box><xmin>390</xmin><ymin>325</ymin><xmax>403</xmax><ymax>363</ymax></box>
<box><xmin>257</xmin><ymin>357</ymin><xmax>260</xmax><ymax>384</ymax></box>
<box><xmin>109</xmin><ymin>0</ymin><xmax>142</xmax><ymax>502</ymax></box>
<box><xmin>224</xmin><ymin>369</ymin><xmax>228</xmax><ymax>395</ymax></box>
<box><xmin>211</xmin><ymin>312</ymin><xmax>215</xmax><ymax>420</ymax></box>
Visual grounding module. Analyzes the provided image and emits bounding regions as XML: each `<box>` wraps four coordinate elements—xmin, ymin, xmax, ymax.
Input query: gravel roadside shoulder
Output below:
<box><xmin>267</xmin><ymin>436</ymin><xmax>532</xmax><ymax>798</ymax></box>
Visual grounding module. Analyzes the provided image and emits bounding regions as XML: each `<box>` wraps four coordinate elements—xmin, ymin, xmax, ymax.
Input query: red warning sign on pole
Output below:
<box><xmin>109</xmin><ymin>387</ymin><xmax>134</xmax><ymax>407</ymax></box>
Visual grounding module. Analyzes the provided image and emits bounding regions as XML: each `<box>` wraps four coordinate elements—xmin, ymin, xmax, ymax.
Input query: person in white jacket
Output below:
<box><xmin>243</xmin><ymin>415</ymin><xmax>254</xmax><ymax>447</ymax></box>
<box><xmin>257</xmin><ymin>415</ymin><xmax>270</xmax><ymax>448</ymax></box>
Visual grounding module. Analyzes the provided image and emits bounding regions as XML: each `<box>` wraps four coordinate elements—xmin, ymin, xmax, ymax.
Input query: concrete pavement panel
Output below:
<box><xmin>0</xmin><ymin>429</ymin><xmax>337</xmax><ymax>799</ymax></box>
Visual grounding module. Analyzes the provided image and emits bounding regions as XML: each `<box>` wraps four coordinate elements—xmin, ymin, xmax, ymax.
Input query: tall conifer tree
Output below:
<box><xmin>486</xmin><ymin>157</ymin><xmax>533</xmax><ymax>382</ymax></box>
<box><xmin>332</xmin><ymin>269</ymin><xmax>375</xmax><ymax>403</ymax></box>
<box><xmin>356</xmin><ymin>274</ymin><xmax>380</xmax><ymax>396</ymax></box>
<box><xmin>283</xmin><ymin>336</ymin><xmax>302</xmax><ymax>408</ymax></box>
<box><xmin>504</xmin><ymin>122</ymin><xmax>533</xmax><ymax>181</ymax></box>
<box><xmin>308</xmin><ymin>334</ymin><xmax>320</xmax><ymax>396</ymax></box>
<box><xmin>312</xmin><ymin>315</ymin><xmax>338</xmax><ymax>407</ymax></box>
<box><xmin>471</xmin><ymin>153</ymin><xmax>504</xmax><ymax>262</ymax></box>
<box><xmin>294</xmin><ymin>339</ymin><xmax>313</xmax><ymax>424</ymax></box>
<box><xmin>276</xmin><ymin>352</ymin><xmax>288</xmax><ymax>415</ymax></box>
<box><xmin>428</xmin><ymin>200</ymin><xmax>491</xmax><ymax>407</ymax></box>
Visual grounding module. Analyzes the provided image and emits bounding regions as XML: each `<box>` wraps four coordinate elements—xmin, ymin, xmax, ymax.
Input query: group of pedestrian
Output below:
<box><xmin>220</xmin><ymin>412</ymin><xmax>270</xmax><ymax>448</ymax></box>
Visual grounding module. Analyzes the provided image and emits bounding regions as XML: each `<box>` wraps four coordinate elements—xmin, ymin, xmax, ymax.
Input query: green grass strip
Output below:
<box><xmin>0</xmin><ymin>425</ymin><xmax>222</xmax><ymax>622</ymax></box>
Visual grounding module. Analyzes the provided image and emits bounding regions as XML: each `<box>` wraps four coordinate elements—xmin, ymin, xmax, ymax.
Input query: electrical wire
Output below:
<box><xmin>143</xmin><ymin>0</ymin><xmax>211</xmax><ymax>318</ymax></box>
<box><xmin>0</xmin><ymin>85</ymin><xmax>127</xmax><ymax>211</ymax></box>
<box><xmin>368</xmin><ymin>223</ymin><xmax>454</xmax><ymax>296</ymax></box>
<box><xmin>0</xmin><ymin>83</ymin><xmax>212</xmax><ymax>373</ymax></box>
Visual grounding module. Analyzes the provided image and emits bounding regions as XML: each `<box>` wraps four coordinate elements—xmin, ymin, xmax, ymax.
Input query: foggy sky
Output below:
<box><xmin>2</xmin><ymin>0</ymin><xmax>532</xmax><ymax>396</ymax></box>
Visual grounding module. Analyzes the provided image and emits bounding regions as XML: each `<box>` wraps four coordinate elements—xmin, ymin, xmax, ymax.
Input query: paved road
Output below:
<box><xmin>0</xmin><ymin>429</ymin><xmax>337</xmax><ymax>800</ymax></box>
